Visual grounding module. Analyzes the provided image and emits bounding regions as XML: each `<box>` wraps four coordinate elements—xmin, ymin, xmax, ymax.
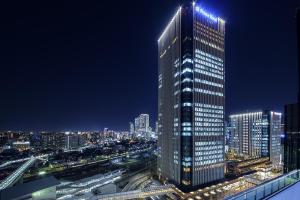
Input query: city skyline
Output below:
<box><xmin>1</xmin><ymin>1</ymin><xmax>300</xmax><ymax>200</ymax></box>
<box><xmin>0</xmin><ymin>0</ymin><xmax>299</xmax><ymax>131</ymax></box>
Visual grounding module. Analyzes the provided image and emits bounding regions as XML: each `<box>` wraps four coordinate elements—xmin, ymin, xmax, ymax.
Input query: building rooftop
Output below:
<box><xmin>226</xmin><ymin>170</ymin><xmax>300</xmax><ymax>200</ymax></box>
<box><xmin>0</xmin><ymin>176</ymin><xmax>60</xmax><ymax>200</ymax></box>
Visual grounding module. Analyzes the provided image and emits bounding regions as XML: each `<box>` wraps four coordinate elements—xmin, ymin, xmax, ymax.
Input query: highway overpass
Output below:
<box><xmin>0</xmin><ymin>156</ymin><xmax>43</xmax><ymax>190</ymax></box>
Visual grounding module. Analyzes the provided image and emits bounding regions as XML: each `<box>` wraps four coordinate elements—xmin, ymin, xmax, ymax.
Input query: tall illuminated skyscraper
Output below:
<box><xmin>157</xmin><ymin>2</ymin><xmax>225</xmax><ymax>190</ymax></box>
<box><xmin>284</xmin><ymin>8</ymin><xmax>300</xmax><ymax>173</ymax></box>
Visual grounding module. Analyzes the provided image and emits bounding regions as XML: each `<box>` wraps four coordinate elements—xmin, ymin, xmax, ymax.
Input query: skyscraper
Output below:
<box><xmin>134</xmin><ymin>117</ymin><xmax>140</xmax><ymax>132</ymax></box>
<box><xmin>284</xmin><ymin>8</ymin><xmax>300</xmax><ymax>173</ymax></box>
<box><xmin>134</xmin><ymin>114</ymin><xmax>150</xmax><ymax>133</ymax></box>
<box><xmin>129</xmin><ymin>122</ymin><xmax>134</xmax><ymax>134</ymax></box>
<box><xmin>65</xmin><ymin>132</ymin><xmax>80</xmax><ymax>150</ymax></box>
<box><xmin>139</xmin><ymin>114</ymin><xmax>150</xmax><ymax>132</ymax></box>
<box><xmin>229</xmin><ymin>111</ymin><xmax>282</xmax><ymax>167</ymax></box>
<box><xmin>158</xmin><ymin>2</ymin><xmax>225</xmax><ymax>191</ymax></box>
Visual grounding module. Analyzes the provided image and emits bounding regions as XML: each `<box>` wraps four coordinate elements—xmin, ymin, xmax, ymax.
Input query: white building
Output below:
<box><xmin>229</xmin><ymin>110</ymin><xmax>282</xmax><ymax>167</ymax></box>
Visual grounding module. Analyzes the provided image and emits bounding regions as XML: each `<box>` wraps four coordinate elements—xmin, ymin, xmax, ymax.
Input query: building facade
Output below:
<box><xmin>158</xmin><ymin>2</ymin><xmax>225</xmax><ymax>190</ymax></box>
<box><xmin>65</xmin><ymin>132</ymin><xmax>81</xmax><ymax>150</ymax></box>
<box><xmin>139</xmin><ymin>114</ymin><xmax>150</xmax><ymax>132</ymax></box>
<box><xmin>284</xmin><ymin>103</ymin><xmax>300</xmax><ymax>172</ymax></box>
<box><xmin>284</xmin><ymin>8</ymin><xmax>300</xmax><ymax>173</ymax></box>
<box><xmin>40</xmin><ymin>132</ymin><xmax>66</xmax><ymax>150</ymax></box>
<box><xmin>229</xmin><ymin>111</ymin><xmax>282</xmax><ymax>167</ymax></box>
<box><xmin>133</xmin><ymin>114</ymin><xmax>151</xmax><ymax>137</ymax></box>
<box><xmin>129</xmin><ymin>122</ymin><xmax>134</xmax><ymax>134</ymax></box>
<box><xmin>134</xmin><ymin>117</ymin><xmax>140</xmax><ymax>132</ymax></box>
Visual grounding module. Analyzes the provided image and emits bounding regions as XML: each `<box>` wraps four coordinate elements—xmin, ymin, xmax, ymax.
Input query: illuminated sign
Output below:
<box><xmin>195</xmin><ymin>6</ymin><xmax>218</xmax><ymax>22</ymax></box>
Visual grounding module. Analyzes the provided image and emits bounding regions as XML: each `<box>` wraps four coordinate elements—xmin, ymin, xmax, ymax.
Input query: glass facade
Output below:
<box><xmin>158</xmin><ymin>2</ymin><xmax>225</xmax><ymax>191</ymax></box>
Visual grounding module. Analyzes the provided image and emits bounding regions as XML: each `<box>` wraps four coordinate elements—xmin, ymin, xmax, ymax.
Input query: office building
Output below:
<box><xmin>133</xmin><ymin>114</ymin><xmax>151</xmax><ymax>139</ymax></box>
<box><xmin>134</xmin><ymin>114</ymin><xmax>150</xmax><ymax>133</ymax></box>
<box><xmin>65</xmin><ymin>132</ymin><xmax>82</xmax><ymax>150</ymax></box>
<box><xmin>40</xmin><ymin>132</ymin><xmax>65</xmax><ymax>150</ymax></box>
<box><xmin>229</xmin><ymin>111</ymin><xmax>282</xmax><ymax>167</ymax></box>
<box><xmin>284</xmin><ymin>8</ymin><xmax>300</xmax><ymax>173</ymax></box>
<box><xmin>157</xmin><ymin>2</ymin><xmax>225</xmax><ymax>191</ymax></box>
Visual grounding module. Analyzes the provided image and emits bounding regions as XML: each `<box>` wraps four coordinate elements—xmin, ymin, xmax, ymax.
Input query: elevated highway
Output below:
<box><xmin>0</xmin><ymin>155</ymin><xmax>47</xmax><ymax>190</ymax></box>
<box><xmin>0</xmin><ymin>157</ymin><xmax>36</xmax><ymax>190</ymax></box>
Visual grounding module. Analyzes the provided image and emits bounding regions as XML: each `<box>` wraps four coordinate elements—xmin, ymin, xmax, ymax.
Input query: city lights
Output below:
<box><xmin>0</xmin><ymin>0</ymin><xmax>298</xmax><ymax>200</ymax></box>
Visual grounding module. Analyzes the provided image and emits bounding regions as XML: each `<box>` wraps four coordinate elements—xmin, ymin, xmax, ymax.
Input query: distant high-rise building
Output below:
<box><xmin>103</xmin><ymin>128</ymin><xmax>109</xmax><ymax>137</ymax></box>
<box><xmin>134</xmin><ymin>117</ymin><xmax>140</xmax><ymax>132</ymax></box>
<box><xmin>65</xmin><ymin>132</ymin><xmax>81</xmax><ymax>150</ymax></box>
<box><xmin>158</xmin><ymin>2</ymin><xmax>225</xmax><ymax>191</ymax></box>
<box><xmin>284</xmin><ymin>8</ymin><xmax>300</xmax><ymax>173</ymax></box>
<box><xmin>139</xmin><ymin>114</ymin><xmax>150</xmax><ymax>132</ymax></box>
<box><xmin>229</xmin><ymin>111</ymin><xmax>282</xmax><ymax>166</ymax></box>
<box><xmin>129</xmin><ymin>122</ymin><xmax>134</xmax><ymax>134</ymax></box>
<box><xmin>134</xmin><ymin>114</ymin><xmax>150</xmax><ymax>133</ymax></box>
<box><xmin>40</xmin><ymin>132</ymin><xmax>65</xmax><ymax>150</ymax></box>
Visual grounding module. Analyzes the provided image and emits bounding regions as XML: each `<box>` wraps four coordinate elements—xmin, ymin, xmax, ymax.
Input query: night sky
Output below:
<box><xmin>0</xmin><ymin>0</ymin><xmax>299</xmax><ymax>131</ymax></box>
